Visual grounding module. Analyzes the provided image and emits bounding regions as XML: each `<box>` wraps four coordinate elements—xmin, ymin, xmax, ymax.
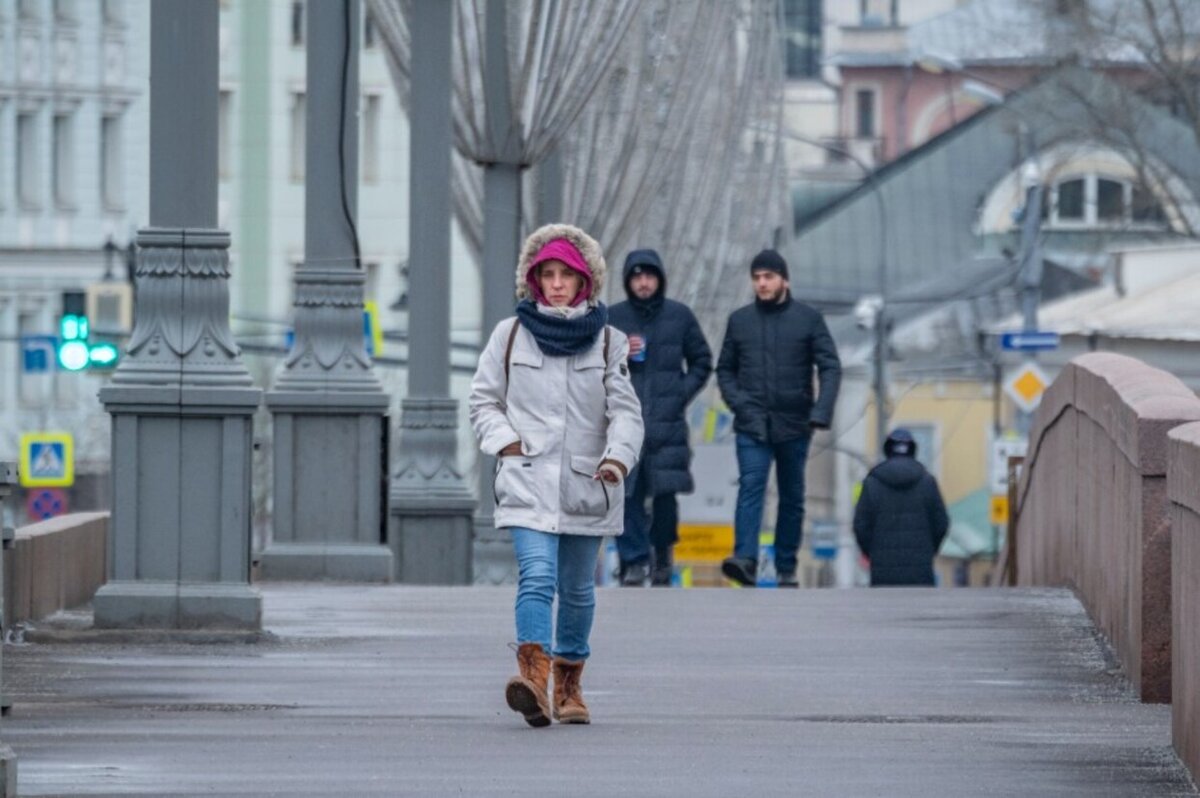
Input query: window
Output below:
<box><xmin>219</xmin><ymin>90</ymin><xmax>233</xmax><ymax>180</ymax></box>
<box><xmin>364</xmin><ymin>10</ymin><xmax>376</xmax><ymax>49</ymax></box>
<box><xmin>860</xmin><ymin>0</ymin><xmax>897</xmax><ymax>27</ymax></box>
<box><xmin>100</xmin><ymin>114</ymin><xmax>124</xmax><ymax>209</ymax></box>
<box><xmin>783</xmin><ymin>0</ymin><xmax>821</xmax><ymax>79</ymax></box>
<box><xmin>19</xmin><ymin>0</ymin><xmax>39</xmax><ymax>20</ymax></box>
<box><xmin>17</xmin><ymin>112</ymin><xmax>41</xmax><ymax>209</ymax></box>
<box><xmin>54</xmin><ymin>0</ymin><xmax>77</xmax><ymax>22</ymax></box>
<box><xmin>1096</xmin><ymin>178</ymin><xmax>1123</xmax><ymax>222</ymax></box>
<box><xmin>291</xmin><ymin>1</ymin><xmax>305</xmax><ymax>46</ymax></box>
<box><xmin>102</xmin><ymin>0</ymin><xmax>123</xmax><ymax>25</ymax></box>
<box><xmin>361</xmin><ymin>94</ymin><xmax>380</xmax><ymax>184</ymax></box>
<box><xmin>1055</xmin><ymin>178</ymin><xmax>1084</xmax><ymax>221</ymax></box>
<box><xmin>855</xmin><ymin>89</ymin><xmax>876</xmax><ymax>138</ymax></box>
<box><xmin>53</xmin><ymin>113</ymin><xmax>75</xmax><ymax>208</ymax></box>
<box><xmin>290</xmin><ymin>92</ymin><xmax>306</xmax><ymax>181</ymax></box>
<box><xmin>1047</xmin><ymin>174</ymin><xmax>1167</xmax><ymax>228</ymax></box>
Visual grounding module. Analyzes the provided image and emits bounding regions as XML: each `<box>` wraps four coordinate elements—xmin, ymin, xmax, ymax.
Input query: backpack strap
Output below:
<box><xmin>503</xmin><ymin>318</ymin><xmax>520</xmax><ymax>391</ymax></box>
<box><xmin>604</xmin><ymin>325</ymin><xmax>611</xmax><ymax>366</ymax></box>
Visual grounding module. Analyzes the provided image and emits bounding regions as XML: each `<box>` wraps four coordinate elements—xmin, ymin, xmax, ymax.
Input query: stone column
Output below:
<box><xmin>260</xmin><ymin>0</ymin><xmax>392</xmax><ymax>582</ymax></box>
<box><xmin>95</xmin><ymin>0</ymin><xmax>263</xmax><ymax>630</ymax></box>
<box><xmin>388</xmin><ymin>0</ymin><xmax>475</xmax><ymax>584</ymax></box>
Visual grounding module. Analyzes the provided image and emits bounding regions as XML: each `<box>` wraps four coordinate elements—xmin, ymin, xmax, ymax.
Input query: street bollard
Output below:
<box><xmin>0</xmin><ymin>461</ymin><xmax>17</xmax><ymax>796</ymax></box>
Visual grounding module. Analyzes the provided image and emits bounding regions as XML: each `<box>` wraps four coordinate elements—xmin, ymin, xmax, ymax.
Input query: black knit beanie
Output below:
<box><xmin>749</xmin><ymin>249</ymin><xmax>789</xmax><ymax>280</ymax></box>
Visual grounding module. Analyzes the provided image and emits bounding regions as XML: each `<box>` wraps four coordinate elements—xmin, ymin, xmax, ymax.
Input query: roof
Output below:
<box><xmin>784</xmin><ymin>67</ymin><xmax>1200</xmax><ymax>347</ymax></box>
<box><xmin>988</xmin><ymin>266</ymin><xmax>1200</xmax><ymax>343</ymax></box>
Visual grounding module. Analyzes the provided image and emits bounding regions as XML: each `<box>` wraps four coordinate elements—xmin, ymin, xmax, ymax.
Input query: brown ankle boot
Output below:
<box><xmin>552</xmin><ymin>657</ymin><xmax>590</xmax><ymax>724</ymax></box>
<box><xmin>506</xmin><ymin>643</ymin><xmax>552</xmax><ymax>727</ymax></box>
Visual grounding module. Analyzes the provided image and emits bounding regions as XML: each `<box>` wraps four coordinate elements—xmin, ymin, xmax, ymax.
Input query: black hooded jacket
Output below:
<box><xmin>608</xmin><ymin>249</ymin><xmax>713</xmax><ymax>496</ymax></box>
<box><xmin>853</xmin><ymin>455</ymin><xmax>950</xmax><ymax>586</ymax></box>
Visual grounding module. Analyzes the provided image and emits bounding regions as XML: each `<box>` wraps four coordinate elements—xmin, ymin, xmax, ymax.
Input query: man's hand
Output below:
<box><xmin>498</xmin><ymin>441</ymin><xmax>523</xmax><ymax>457</ymax></box>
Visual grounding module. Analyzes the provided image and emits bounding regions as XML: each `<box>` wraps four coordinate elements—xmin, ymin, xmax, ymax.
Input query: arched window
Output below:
<box><xmin>976</xmin><ymin>143</ymin><xmax>1193</xmax><ymax>236</ymax></box>
<box><xmin>1045</xmin><ymin>174</ymin><xmax>1168</xmax><ymax>229</ymax></box>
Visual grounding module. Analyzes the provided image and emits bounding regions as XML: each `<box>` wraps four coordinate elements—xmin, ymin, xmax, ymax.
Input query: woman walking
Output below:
<box><xmin>470</xmin><ymin>223</ymin><xmax>643</xmax><ymax>727</ymax></box>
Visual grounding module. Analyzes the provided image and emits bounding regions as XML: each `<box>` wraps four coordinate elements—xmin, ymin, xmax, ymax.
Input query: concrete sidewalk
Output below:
<box><xmin>4</xmin><ymin>586</ymin><xmax>1196</xmax><ymax>796</ymax></box>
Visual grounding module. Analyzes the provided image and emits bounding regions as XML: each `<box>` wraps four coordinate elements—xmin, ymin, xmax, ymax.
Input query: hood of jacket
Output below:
<box><xmin>869</xmin><ymin>455</ymin><xmax>927</xmax><ymax>490</ymax></box>
<box><xmin>515</xmin><ymin>223</ymin><xmax>607</xmax><ymax>305</ymax></box>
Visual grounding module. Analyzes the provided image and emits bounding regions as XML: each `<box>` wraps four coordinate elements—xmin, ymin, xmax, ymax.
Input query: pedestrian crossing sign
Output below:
<box><xmin>19</xmin><ymin>432</ymin><xmax>75</xmax><ymax>488</ymax></box>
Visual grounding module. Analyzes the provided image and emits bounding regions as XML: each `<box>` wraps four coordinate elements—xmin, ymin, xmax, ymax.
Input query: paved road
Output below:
<box><xmin>4</xmin><ymin>586</ymin><xmax>1196</xmax><ymax>796</ymax></box>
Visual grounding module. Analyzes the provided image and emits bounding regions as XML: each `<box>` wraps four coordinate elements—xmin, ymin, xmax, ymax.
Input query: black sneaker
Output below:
<box><xmin>620</xmin><ymin>561</ymin><xmax>650</xmax><ymax>587</ymax></box>
<box><xmin>777</xmin><ymin>570</ymin><xmax>799</xmax><ymax>588</ymax></box>
<box><xmin>721</xmin><ymin>557</ymin><xmax>757</xmax><ymax>587</ymax></box>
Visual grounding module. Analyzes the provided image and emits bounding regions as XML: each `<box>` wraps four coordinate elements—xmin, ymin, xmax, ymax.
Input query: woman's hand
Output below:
<box><xmin>594</xmin><ymin>459</ymin><xmax>627</xmax><ymax>485</ymax></box>
<box><xmin>498</xmin><ymin>441</ymin><xmax>523</xmax><ymax>457</ymax></box>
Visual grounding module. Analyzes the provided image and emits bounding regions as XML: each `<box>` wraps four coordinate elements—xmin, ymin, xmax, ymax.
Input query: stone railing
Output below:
<box><xmin>1009</xmin><ymin>353</ymin><xmax>1200</xmax><ymax>704</ymax></box>
<box><xmin>1167</xmin><ymin>422</ymin><xmax>1200</xmax><ymax>781</ymax></box>
<box><xmin>4</xmin><ymin>512</ymin><xmax>108</xmax><ymax>629</ymax></box>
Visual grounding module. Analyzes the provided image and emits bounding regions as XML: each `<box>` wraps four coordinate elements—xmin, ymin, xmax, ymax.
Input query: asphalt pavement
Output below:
<box><xmin>4</xmin><ymin>585</ymin><xmax>1196</xmax><ymax>796</ymax></box>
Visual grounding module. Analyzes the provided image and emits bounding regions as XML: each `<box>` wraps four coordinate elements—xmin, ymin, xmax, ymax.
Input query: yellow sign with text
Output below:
<box><xmin>989</xmin><ymin>495</ymin><xmax>1009</xmax><ymax>525</ymax></box>
<box><xmin>675</xmin><ymin>523</ymin><xmax>734</xmax><ymax>563</ymax></box>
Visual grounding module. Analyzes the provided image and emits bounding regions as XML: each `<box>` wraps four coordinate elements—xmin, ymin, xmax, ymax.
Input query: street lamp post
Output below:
<box><xmin>784</xmin><ymin>131</ymin><xmax>891</xmax><ymax>457</ymax></box>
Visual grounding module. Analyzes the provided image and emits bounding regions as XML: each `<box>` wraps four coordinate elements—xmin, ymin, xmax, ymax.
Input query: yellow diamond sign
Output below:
<box><xmin>1004</xmin><ymin>361</ymin><xmax>1050</xmax><ymax>413</ymax></box>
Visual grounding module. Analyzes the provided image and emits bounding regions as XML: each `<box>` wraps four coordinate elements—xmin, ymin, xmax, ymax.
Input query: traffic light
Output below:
<box><xmin>57</xmin><ymin>289</ymin><xmax>121</xmax><ymax>371</ymax></box>
<box><xmin>58</xmin><ymin>291</ymin><xmax>90</xmax><ymax>371</ymax></box>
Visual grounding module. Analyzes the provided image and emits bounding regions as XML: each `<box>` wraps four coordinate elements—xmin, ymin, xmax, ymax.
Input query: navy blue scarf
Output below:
<box><xmin>515</xmin><ymin>299</ymin><xmax>608</xmax><ymax>357</ymax></box>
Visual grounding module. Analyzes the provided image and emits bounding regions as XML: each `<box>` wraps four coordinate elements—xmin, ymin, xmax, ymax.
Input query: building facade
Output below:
<box><xmin>0</xmin><ymin>0</ymin><xmax>149</xmax><ymax>524</ymax></box>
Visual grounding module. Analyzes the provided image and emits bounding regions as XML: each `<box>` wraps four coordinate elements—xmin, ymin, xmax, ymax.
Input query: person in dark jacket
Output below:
<box><xmin>609</xmin><ymin>249</ymin><xmax>713</xmax><ymax>586</ymax></box>
<box><xmin>717</xmin><ymin>249</ymin><xmax>841</xmax><ymax>588</ymax></box>
<box><xmin>853</xmin><ymin>428</ymin><xmax>950</xmax><ymax>586</ymax></box>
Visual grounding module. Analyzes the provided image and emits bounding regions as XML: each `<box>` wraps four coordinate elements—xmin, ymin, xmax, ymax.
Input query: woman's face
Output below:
<box><xmin>537</xmin><ymin>259</ymin><xmax>584</xmax><ymax>307</ymax></box>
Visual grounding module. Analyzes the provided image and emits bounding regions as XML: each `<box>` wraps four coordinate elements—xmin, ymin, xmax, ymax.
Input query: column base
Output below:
<box><xmin>389</xmin><ymin>500</ymin><xmax>474</xmax><ymax>585</ymax></box>
<box><xmin>93</xmin><ymin>581</ymin><xmax>262</xmax><ymax>630</ymax></box>
<box><xmin>257</xmin><ymin>543</ymin><xmax>393</xmax><ymax>583</ymax></box>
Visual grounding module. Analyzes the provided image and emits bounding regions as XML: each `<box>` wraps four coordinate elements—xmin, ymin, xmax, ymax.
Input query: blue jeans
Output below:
<box><xmin>733</xmin><ymin>433</ymin><xmax>811</xmax><ymax>575</ymax></box>
<box><xmin>511</xmin><ymin>527</ymin><xmax>603</xmax><ymax>661</ymax></box>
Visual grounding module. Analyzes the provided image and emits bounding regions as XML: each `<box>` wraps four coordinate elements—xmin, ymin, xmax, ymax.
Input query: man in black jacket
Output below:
<box><xmin>716</xmin><ymin>249</ymin><xmax>841</xmax><ymax>587</ymax></box>
<box><xmin>853</xmin><ymin>428</ymin><xmax>950</xmax><ymax>586</ymax></box>
<box><xmin>609</xmin><ymin>249</ymin><xmax>713</xmax><ymax>586</ymax></box>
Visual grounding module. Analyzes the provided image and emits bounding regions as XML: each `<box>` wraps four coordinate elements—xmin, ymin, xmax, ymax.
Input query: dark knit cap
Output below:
<box><xmin>749</xmin><ymin>249</ymin><xmax>789</xmax><ymax>280</ymax></box>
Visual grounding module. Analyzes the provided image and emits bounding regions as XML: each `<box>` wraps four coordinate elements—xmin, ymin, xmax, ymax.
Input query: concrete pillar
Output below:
<box><xmin>0</xmin><ymin>463</ymin><xmax>16</xmax><ymax>795</ymax></box>
<box><xmin>95</xmin><ymin>0</ymin><xmax>263</xmax><ymax>630</ymax></box>
<box><xmin>388</xmin><ymin>0</ymin><xmax>475</xmax><ymax>584</ymax></box>
<box><xmin>260</xmin><ymin>0</ymin><xmax>392</xmax><ymax>582</ymax></box>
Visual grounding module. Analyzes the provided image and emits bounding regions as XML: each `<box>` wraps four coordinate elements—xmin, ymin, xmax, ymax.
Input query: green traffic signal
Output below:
<box><xmin>88</xmin><ymin>342</ymin><xmax>120</xmax><ymax>368</ymax></box>
<box><xmin>56</xmin><ymin>312</ymin><xmax>120</xmax><ymax>370</ymax></box>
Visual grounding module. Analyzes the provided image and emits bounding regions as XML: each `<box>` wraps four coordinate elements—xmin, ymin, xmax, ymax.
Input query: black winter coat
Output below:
<box><xmin>716</xmin><ymin>294</ymin><xmax>841</xmax><ymax>443</ymax></box>
<box><xmin>609</xmin><ymin>251</ymin><xmax>713</xmax><ymax>496</ymax></box>
<box><xmin>853</xmin><ymin>456</ymin><xmax>950</xmax><ymax>586</ymax></box>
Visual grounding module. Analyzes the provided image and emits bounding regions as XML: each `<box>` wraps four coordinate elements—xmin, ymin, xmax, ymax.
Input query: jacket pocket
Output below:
<box><xmin>560</xmin><ymin>454</ymin><xmax>610</xmax><ymax>517</ymax></box>
<box><xmin>494</xmin><ymin>457</ymin><xmax>537</xmax><ymax>509</ymax></box>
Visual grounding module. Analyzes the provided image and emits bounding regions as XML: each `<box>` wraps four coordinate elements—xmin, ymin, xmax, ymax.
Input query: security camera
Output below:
<box><xmin>854</xmin><ymin>295</ymin><xmax>883</xmax><ymax>330</ymax></box>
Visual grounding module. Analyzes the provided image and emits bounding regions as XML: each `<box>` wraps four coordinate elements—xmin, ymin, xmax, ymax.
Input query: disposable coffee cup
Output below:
<box><xmin>629</xmin><ymin>335</ymin><xmax>647</xmax><ymax>363</ymax></box>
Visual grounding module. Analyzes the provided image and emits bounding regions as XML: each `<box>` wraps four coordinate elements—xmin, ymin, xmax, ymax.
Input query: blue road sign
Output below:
<box><xmin>21</xmin><ymin>335</ymin><xmax>58</xmax><ymax>373</ymax></box>
<box><xmin>999</xmin><ymin>331</ymin><xmax>1059</xmax><ymax>351</ymax></box>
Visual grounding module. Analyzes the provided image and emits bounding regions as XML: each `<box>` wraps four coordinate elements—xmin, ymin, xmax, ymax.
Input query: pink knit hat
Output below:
<box><xmin>527</xmin><ymin>238</ymin><xmax>593</xmax><ymax>306</ymax></box>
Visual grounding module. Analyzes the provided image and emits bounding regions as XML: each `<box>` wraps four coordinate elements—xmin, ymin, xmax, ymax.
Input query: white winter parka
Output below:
<box><xmin>468</xmin><ymin>224</ymin><xmax>644</xmax><ymax>536</ymax></box>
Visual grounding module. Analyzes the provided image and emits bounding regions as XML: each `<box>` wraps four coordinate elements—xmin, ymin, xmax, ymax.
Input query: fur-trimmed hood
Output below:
<box><xmin>515</xmin><ymin>223</ymin><xmax>607</xmax><ymax>304</ymax></box>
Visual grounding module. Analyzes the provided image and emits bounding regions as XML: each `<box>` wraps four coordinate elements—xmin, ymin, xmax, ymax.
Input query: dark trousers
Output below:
<box><xmin>616</xmin><ymin>465</ymin><xmax>679</xmax><ymax>566</ymax></box>
<box><xmin>733</xmin><ymin>432</ymin><xmax>811</xmax><ymax>575</ymax></box>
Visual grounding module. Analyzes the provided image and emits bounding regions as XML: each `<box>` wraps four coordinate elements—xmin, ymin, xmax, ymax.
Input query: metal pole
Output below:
<box><xmin>262</xmin><ymin>0</ymin><xmax>394</xmax><ymax>582</ymax></box>
<box><xmin>0</xmin><ymin>462</ymin><xmax>16</xmax><ymax>791</ymax></box>
<box><xmin>389</xmin><ymin>0</ymin><xmax>475</xmax><ymax>584</ymax></box>
<box><xmin>1015</xmin><ymin>126</ymin><xmax>1043</xmax><ymax>436</ymax></box>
